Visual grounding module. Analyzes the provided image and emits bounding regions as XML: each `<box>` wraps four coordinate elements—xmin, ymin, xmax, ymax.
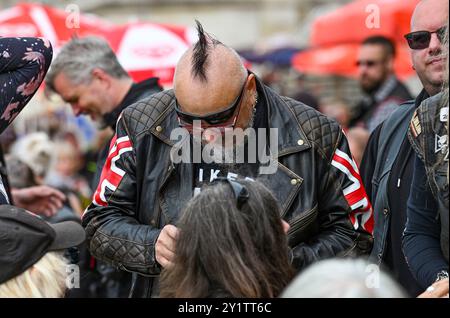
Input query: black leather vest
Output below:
<box><xmin>408</xmin><ymin>92</ymin><xmax>449</xmax><ymax>262</ymax></box>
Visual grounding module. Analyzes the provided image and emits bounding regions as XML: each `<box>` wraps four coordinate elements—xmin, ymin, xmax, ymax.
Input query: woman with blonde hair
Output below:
<box><xmin>0</xmin><ymin>252</ymin><xmax>68</xmax><ymax>298</ymax></box>
<box><xmin>0</xmin><ymin>205</ymin><xmax>85</xmax><ymax>298</ymax></box>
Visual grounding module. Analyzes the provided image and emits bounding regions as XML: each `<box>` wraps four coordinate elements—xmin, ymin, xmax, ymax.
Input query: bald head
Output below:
<box><xmin>174</xmin><ymin>25</ymin><xmax>247</xmax><ymax>115</ymax></box>
<box><xmin>411</xmin><ymin>0</ymin><xmax>448</xmax><ymax>31</ymax></box>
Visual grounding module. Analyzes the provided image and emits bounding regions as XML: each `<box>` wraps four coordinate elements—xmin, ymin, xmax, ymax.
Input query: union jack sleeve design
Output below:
<box><xmin>331</xmin><ymin>145</ymin><xmax>374</xmax><ymax>234</ymax></box>
<box><xmin>90</xmin><ymin>134</ymin><xmax>133</xmax><ymax>208</ymax></box>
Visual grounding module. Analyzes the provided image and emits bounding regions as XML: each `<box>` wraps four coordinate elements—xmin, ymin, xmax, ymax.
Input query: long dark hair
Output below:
<box><xmin>159</xmin><ymin>180</ymin><xmax>294</xmax><ymax>298</ymax></box>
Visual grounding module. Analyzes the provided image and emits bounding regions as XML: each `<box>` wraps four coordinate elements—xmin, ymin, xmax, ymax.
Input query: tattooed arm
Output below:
<box><xmin>0</xmin><ymin>37</ymin><xmax>53</xmax><ymax>134</ymax></box>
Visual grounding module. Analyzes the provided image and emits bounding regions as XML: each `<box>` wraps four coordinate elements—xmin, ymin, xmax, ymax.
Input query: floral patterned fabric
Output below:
<box><xmin>0</xmin><ymin>37</ymin><xmax>53</xmax><ymax>204</ymax></box>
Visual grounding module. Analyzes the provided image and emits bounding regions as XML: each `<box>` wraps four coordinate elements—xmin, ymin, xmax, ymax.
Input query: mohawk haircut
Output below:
<box><xmin>192</xmin><ymin>20</ymin><xmax>222</xmax><ymax>82</ymax></box>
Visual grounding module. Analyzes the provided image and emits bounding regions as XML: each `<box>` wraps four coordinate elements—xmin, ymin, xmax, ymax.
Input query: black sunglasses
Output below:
<box><xmin>356</xmin><ymin>59</ymin><xmax>383</xmax><ymax>67</ymax></box>
<box><xmin>212</xmin><ymin>177</ymin><xmax>250</xmax><ymax>210</ymax></box>
<box><xmin>404</xmin><ymin>26</ymin><xmax>446</xmax><ymax>50</ymax></box>
<box><xmin>175</xmin><ymin>77</ymin><xmax>247</xmax><ymax>127</ymax></box>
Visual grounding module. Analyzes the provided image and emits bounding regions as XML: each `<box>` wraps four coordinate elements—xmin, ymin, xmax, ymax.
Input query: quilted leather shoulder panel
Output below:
<box><xmin>283</xmin><ymin>97</ymin><xmax>341</xmax><ymax>161</ymax></box>
<box><xmin>122</xmin><ymin>90</ymin><xmax>175</xmax><ymax>137</ymax></box>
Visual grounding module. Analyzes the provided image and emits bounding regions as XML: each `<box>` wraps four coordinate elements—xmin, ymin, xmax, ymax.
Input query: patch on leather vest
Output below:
<box><xmin>435</xmin><ymin>134</ymin><xmax>448</xmax><ymax>155</ymax></box>
<box><xmin>410</xmin><ymin>112</ymin><xmax>422</xmax><ymax>138</ymax></box>
<box><xmin>440</xmin><ymin>106</ymin><xmax>448</xmax><ymax>122</ymax></box>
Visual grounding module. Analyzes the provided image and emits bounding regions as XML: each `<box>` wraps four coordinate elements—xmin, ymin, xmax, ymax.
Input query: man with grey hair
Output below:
<box><xmin>46</xmin><ymin>36</ymin><xmax>162</xmax><ymax>188</ymax></box>
<box><xmin>46</xmin><ymin>36</ymin><xmax>162</xmax><ymax>297</ymax></box>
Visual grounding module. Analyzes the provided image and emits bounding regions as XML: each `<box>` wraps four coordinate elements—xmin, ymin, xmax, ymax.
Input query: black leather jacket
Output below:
<box><xmin>92</xmin><ymin>78</ymin><xmax>163</xmax><ymax>190</ymax></box>
<box><xmin>82</xmin><ymin>77</ymin><xmax>373</xmax><ymax>297</ymax></box>
<box><xmin>86</xmin><ymin>77</ymin><xmax>162</xmax><ymax>298</ymax></box>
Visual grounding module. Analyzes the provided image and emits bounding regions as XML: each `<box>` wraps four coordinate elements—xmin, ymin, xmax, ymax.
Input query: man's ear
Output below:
<box><xmin>91</xmin><ymin>68</ymin><xmax>110</xmax><ymax>87</ymax></box>
<box><xmin>246</xmin><ymin>73</ymin><xmax>256</xmax><ymax>92</ymax></box>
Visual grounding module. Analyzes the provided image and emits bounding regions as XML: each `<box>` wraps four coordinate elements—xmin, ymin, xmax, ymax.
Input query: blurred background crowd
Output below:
<box><xmin>0</xmin><ymin>0</ymin><xmax>423</xmax><ymax>216</ymax></box>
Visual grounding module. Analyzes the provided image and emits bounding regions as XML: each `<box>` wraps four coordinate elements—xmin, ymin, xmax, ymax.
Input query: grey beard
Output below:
<box><xmin>247</xmin><ymin>105</ymin><xmax>257</xmax><ymax>128</ymax></box>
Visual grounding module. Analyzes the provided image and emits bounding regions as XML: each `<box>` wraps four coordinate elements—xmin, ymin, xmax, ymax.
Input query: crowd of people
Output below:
<box><xmin>0</xmin><ymin>0</ymin><xmax>448</xmax><ymax>299</ymax></box>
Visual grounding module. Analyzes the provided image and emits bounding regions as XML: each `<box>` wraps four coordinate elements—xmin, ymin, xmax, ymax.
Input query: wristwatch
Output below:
<box><xmin>435</xmin><ymin>270</ymin><xmax>449</xmax><ymax>282</ymax></box>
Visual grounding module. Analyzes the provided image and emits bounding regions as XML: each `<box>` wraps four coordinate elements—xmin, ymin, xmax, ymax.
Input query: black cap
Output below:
<box><xmin>0</xmin><ymin>205</ymin><xmax>85</xmax><ymax>284</ymax></box>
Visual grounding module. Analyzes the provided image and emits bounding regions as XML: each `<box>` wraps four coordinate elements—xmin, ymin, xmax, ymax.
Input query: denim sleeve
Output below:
<box><xmin>402</xmin><ymin>154</ymin><xmax>448</xmax><ymax>289</ymax></box>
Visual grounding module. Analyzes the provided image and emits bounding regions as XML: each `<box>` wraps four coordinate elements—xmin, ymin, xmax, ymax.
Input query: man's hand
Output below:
<box><xmin>418</xmin><ymin>278</ymin><xmax>449</xmax><ymax>298</ymax></box>
<box><xmin>155</xmin><ymin>224</ymin><xmax>179</xmax><ymax>268</ymax></box>
<box><xmin>282</xmin><ymin>219</ymin><xmax>290</xmax><ymax>234</ymax></box>
<box><xmin>11</xmin><ymin>186</ymin><xmax>66</xmax><ymax>217</ymax></box>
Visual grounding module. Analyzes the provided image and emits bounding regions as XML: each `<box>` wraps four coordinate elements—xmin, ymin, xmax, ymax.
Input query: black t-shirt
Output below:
<box><xmin>193</xmin><ymin>97</ymin><xmax>267</xmax><ymax>195</ymax></box>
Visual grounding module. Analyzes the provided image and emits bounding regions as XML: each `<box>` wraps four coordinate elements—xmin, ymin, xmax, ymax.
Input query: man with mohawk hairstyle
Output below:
<box><xmin>82</xmin><ymin>21</ymin><xmax>373</xmax><ymax>297</ymax></box>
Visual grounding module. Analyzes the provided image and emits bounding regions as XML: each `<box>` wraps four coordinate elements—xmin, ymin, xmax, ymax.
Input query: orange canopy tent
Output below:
<box><xmin>292</xmin><ymin>0</ymin><xmax>420</xmax><ymax>79</ymax></box>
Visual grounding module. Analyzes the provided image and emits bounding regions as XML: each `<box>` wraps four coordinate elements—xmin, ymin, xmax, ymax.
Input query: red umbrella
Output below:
<box><xmin>0</xmin><ymin>3</ymin><xmax>114</xmax><ymax>49</ymax></box>
<box><xmin>292</xmin><ymin>0</ymin><xmax>420</xmax><ymax>79</ymax></box>
<box><xmin>1</xmin><ymin>3</ymin><xmax>198</xmax><ymax>87</ymax></box>
<box><xmin>106</xmin><ymin>22</ymin><xmax>196</xmax><ymax>87</ymax></box>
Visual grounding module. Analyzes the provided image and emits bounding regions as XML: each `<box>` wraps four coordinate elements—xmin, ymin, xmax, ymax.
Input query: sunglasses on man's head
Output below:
<box><xmin>175</xmin><ymin>77</ymin><xmax>247</xmax><ymax>131</ymax></box>
<box><xmin>404</xmin><ymin>26</ymin><xmax>446</xmax><ymax>50</ymax></box>
<box><xmin>211</xmin><ymin>177</ymin><xmax>250</xmax><ymax>210</ymax></box>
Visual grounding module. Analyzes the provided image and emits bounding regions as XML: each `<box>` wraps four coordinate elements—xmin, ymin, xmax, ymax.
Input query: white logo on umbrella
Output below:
<box><xmin>117</xmin><ymin>24</ymin><xmax>190</xmax><ymax>71</ymax></box>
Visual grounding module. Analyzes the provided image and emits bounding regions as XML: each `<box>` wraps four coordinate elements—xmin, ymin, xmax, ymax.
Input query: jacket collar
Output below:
<box><xmin>149</xmin><ymin>75</ymin><xmax>312</xmax><ymax>158</ymax></box>
<box><xmin>414</xmin><ymin>89</ymin><xmax>429</xmax><ymax>108</ymax></box>
<box><xmin>256</xmin><ymin>75</ymin><xmax>311</xmax><ymax>157</ymax></box>
<box><xmin>103</xmin><ymin>77</ymin><xmax>160</xmax><ymax>130</ymax></box>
